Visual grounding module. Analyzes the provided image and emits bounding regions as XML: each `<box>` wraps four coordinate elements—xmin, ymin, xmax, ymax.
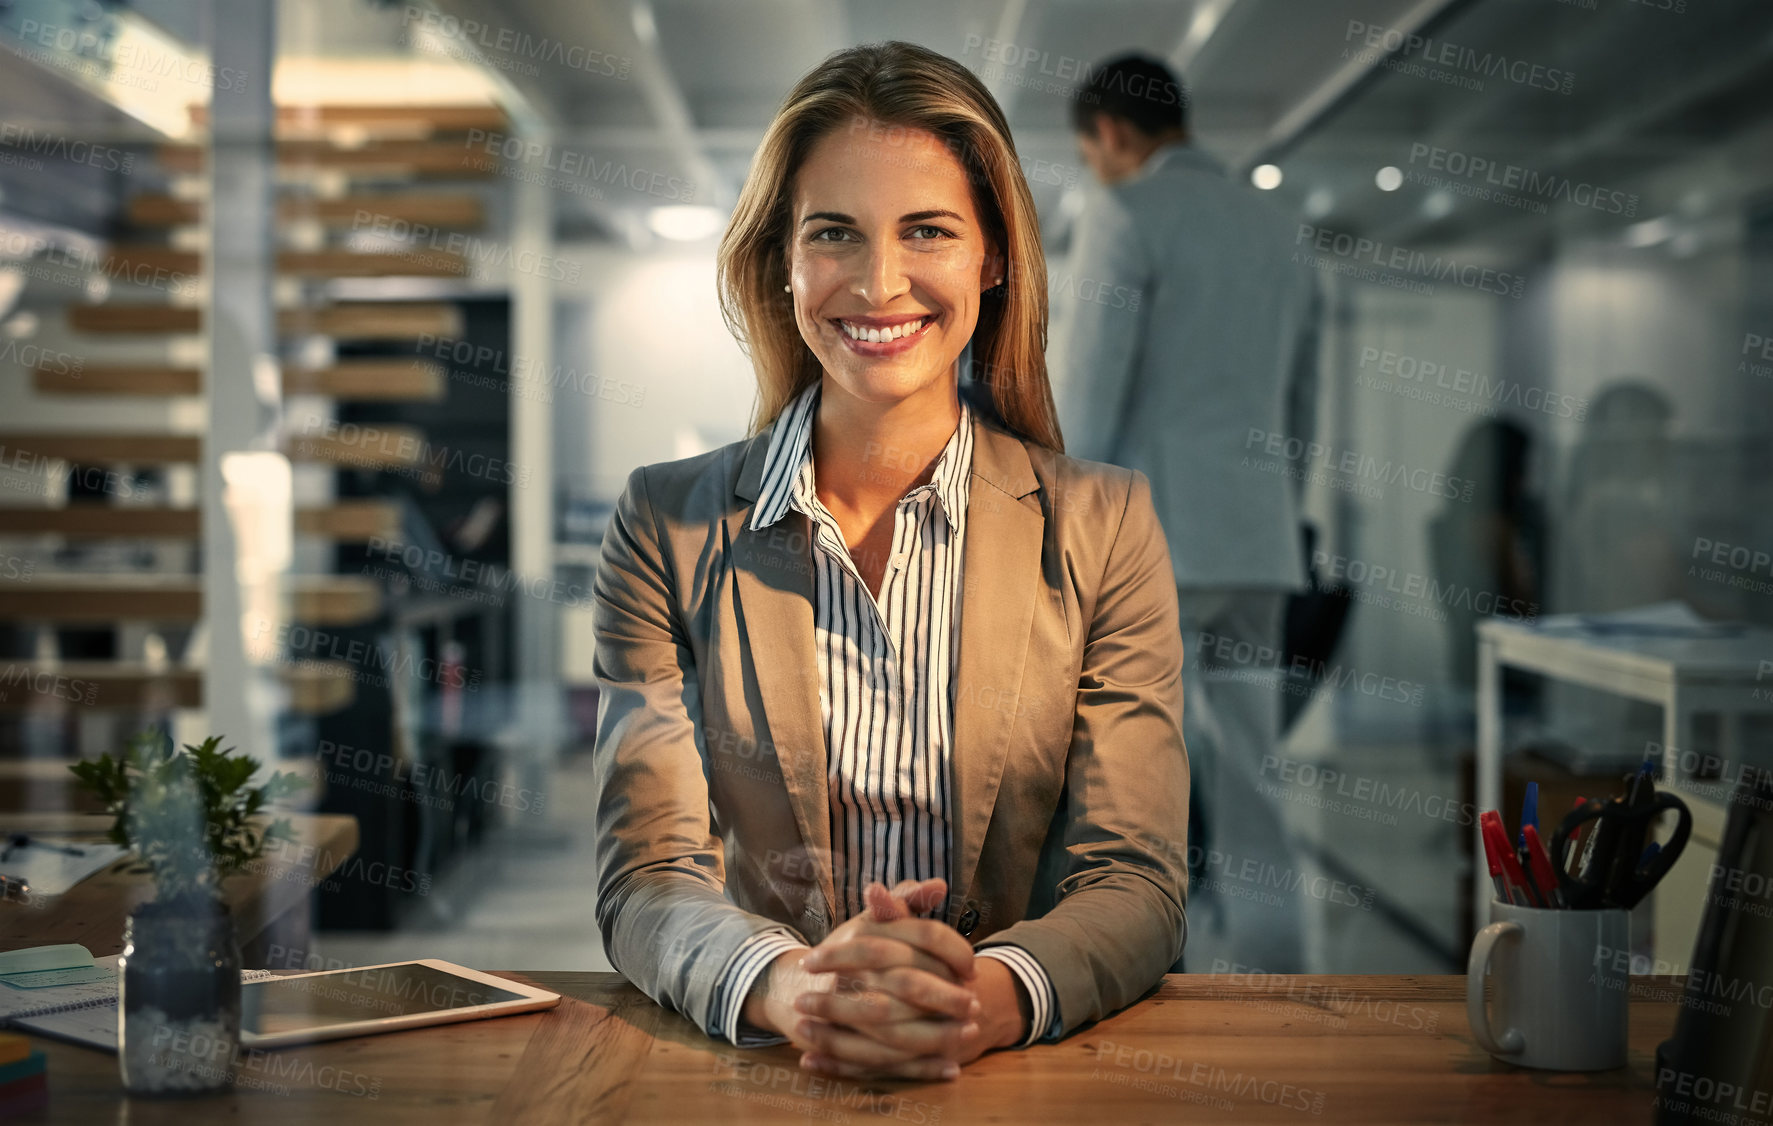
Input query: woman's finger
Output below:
<box><xmin>901</xmin><ymin>878</ymin><xmax>950</xmax><ymax>916</ymax></box>
<box><xmin>870</xmin><ymin>965</ymin><xmax>981</xmax><ymax>1021</ymax></box>
<box><xmin>868</xmin><ymin>882</ymin><xmax>909</xmax><ymax>923</ymax></box>
<box><xmin>880</xmin><ymin>878</ymin><xmax>949</xmax><ymax>918</ymax></box>
<box><xmin>793</xmin><ymin>1014</ymin><xmax>974</xmax><ymax>1066</ymax></box>
<box><xmin>871</xmin><ymin>917</ymin><xmax>977</xmax><ymax>981</ymax></box>
<box><xmin>795</xmin><ymin>982</ymin><xmax>921</xmax><ymax>1027</ymax></box>
<box><xmin>804</xmin><ymin>934</ymin><xmax>960</xmax><ymax>983</ymax></box>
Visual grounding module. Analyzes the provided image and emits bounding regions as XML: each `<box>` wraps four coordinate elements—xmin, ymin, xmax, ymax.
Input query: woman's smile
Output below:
<box><xmin>829</xmin><ymin>313</ymin><xmax>939</xmax><ymax>356</ymax></box>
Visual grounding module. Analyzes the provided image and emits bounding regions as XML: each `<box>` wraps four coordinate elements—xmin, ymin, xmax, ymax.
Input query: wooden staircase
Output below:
<box><xmin>1</xmin><ymin>101</ymin><xmax>503</xmax><ymax>737</ymax></box>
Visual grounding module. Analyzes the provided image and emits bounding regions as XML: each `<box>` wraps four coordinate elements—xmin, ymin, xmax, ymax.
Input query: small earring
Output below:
<box><xmin>783</xmin><ymin>284</ymin><xmax>791</xmax><ymax>292</ymax></box>
<box><xmin>995</xmin><ymin>277</ymin><xmax>1003</xmax><ymax>285</ymax></box>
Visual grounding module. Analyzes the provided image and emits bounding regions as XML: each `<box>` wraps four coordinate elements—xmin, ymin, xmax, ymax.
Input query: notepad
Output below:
<box><xmin>0</xmin><ymin>954</ymin><xmax>274</xmax><ymax>1052</ymax></box>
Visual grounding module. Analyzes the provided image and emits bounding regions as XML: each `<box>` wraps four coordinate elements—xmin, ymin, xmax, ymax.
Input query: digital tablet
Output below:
<box><xmin>239</xmin><ymin>959</ymin><xmax>560</xmax><ymax>1049</ymax></box>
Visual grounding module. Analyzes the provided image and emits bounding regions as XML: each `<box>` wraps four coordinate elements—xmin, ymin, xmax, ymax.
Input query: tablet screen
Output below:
<box><xmin>242</xmin><ymin>963</ymin><xmax>526</xmax><ymax>1036</ymax></box>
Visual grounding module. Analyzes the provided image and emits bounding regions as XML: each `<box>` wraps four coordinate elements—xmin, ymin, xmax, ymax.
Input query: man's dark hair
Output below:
<box><xmin>1069</xmin><ymin>54</ymin><xmax>1188</xmax><ymax>138</ymax></box>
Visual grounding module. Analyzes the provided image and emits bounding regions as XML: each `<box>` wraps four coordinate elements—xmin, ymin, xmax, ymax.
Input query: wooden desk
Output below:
<box><xmin>21</xmin><ymin>973</ymin><xmax>1682</xmax><ymax>1124</ymax></box>
<box><xmin>0</xmin><ymin>812</ymin><xmax>358</xmax><ymax>959</ymax></box>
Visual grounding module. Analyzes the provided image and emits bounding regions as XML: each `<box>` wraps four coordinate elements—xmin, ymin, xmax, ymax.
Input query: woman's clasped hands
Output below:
<box><xmin>758</xmin><ymin>877</ymin><xmax>1023</xmax><ymax>1081</ymax></box>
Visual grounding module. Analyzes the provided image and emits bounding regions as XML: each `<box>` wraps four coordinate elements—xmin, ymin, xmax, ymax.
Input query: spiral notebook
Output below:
<box><xmin>0</xmin><ymin>955</ymin><xmax>275</xmax><ymax>1052</ymax></box>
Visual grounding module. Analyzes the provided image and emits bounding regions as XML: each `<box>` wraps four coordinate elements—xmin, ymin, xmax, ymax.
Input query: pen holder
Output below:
<box><xmin>1466</xmin><ymin>899</ymin><xmax>1629</xmax><ymax>1070</ymax></box>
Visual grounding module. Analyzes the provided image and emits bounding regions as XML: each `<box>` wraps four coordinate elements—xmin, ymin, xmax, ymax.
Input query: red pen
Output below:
<box><xmin>1482</xmin><ymin>812</ymin><xmax>1537</xmax><ymax>907</ymax></box>
<box><xmin>1480</xmin><ymin>819</ymin><xmax>1509</xmax><ymax>902</ymax></box>
<box><xmin>1522</xmin><ymin>824</ymin><xmax>1566</xmax><ymax>909</ymax></box>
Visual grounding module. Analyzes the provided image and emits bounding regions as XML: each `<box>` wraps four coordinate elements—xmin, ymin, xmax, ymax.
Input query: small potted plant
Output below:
<box><xmin>70</xmin><ymin>731</ymin><xmax>304</xmax><ymax>1094</ymax></box>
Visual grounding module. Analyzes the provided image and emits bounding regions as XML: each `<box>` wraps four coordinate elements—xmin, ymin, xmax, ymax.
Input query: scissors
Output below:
<box><xmin>1550</xmin><ymin>789</ymin><xmax>1691</xmax><ymax>909</ymax></box>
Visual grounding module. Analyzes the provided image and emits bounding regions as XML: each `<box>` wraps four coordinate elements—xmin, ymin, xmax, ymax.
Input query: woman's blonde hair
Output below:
<box><xmin>717</xmin><ymin>40</ymin><xmax>1063</xmax><ymax>452</ymax></box>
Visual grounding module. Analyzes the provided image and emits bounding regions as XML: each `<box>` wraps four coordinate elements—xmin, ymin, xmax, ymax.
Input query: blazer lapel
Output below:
<box><xmin>726</xmin><ymin>427</ymin><xmax>836</xmax><ymax>925</ymax></box>
<box><xmin>949</xmin><ymin>412</ymin><xmax>1044</xmax><ymax>908</ymax></box>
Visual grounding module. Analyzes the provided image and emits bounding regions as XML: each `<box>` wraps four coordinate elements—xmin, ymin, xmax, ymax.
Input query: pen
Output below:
<box><xmin>1522</xmin><ymin>825</ymin><xmax>1565</xmax><ymax>909</ymax></box>
<box><xmin>1518</xmin><ymin>782</ymin><xmax>1539</xmax><ymax>852</ymax></box>
<box><xmin>0</xmin><ymin>835</ymin><xmax>85</xmax><ymax>862</ymax></box>
<box><xmin>1480</xmin><ymin>820</ymin><xmax>1509</xmax><ymax>902</ymax></box>
<box><xmin>1482</xmin><ymin>812</ymin><xmax>1537</xmax><ymax>907</ymax></box>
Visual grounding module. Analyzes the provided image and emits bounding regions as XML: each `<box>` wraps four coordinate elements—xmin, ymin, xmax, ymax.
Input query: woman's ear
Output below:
<box><xmin>980</xmin><ymin>245</ymin><xmax>1006</xmax><ymax>293</ymax></box>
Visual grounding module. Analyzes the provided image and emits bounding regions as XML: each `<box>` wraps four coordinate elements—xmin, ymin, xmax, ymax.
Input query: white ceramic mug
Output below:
<box><xmin>1466</xmin><ymin>899</ymin><xmax>1630</xmax><ymax>1070</ymax></box>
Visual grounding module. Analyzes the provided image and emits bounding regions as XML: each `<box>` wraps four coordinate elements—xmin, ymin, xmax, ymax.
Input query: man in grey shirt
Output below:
<box><xmin>1054</xmin><ymin>54</ymin><xmax>1321</xmax><ymax>973</ymax></box>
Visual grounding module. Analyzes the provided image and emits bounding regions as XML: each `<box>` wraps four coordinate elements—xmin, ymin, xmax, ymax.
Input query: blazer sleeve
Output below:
<box><xmin>972</xmin><ymin>468</ymin><xmax>1188</xmax><ymax>1036</ymax></box>
<box><xmin>591</xmin><ymin>464</ymin><xmax>809</xmax><ymax>1035</ymax></box>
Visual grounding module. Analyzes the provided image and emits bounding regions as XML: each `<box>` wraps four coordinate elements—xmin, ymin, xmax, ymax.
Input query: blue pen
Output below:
<box><xmin>1518</xmin><ymin>781</ymin><xmax>1539</xmax><ymax>851</ymax></box>
<box><xmin>1639</xmin><ymin>841</ymin><xmax>1661</xmax><ymax>869</ymax></box>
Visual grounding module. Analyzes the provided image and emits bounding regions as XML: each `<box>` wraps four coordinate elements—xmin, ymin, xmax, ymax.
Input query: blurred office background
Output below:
<box><xmin>0</xmin><ymin>0</ymin><xmax>1769</xmax><ymax>977</ymax></box>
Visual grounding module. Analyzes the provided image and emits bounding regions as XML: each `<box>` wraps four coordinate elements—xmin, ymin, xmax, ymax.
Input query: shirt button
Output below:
<box><xmin>958</xmin><ymin>907</ymin><xmax>980</xmax><ymax>936</ymax></box>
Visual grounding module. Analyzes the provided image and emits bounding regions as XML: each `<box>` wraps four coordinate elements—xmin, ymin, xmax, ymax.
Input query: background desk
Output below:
<box><xmin>25</xmin><ymin>972</ymin><xmax>1681</xmax><ymax>1124</ymax></box>
<box><xmin>0</xmin><ymin>812</ymin><xmax>358</xmax><ymax>961</ymax></box>
<box><xmin>1474</xmin><ymin>613</ymin><xmax>1773</xmax><ymax>959</ymax></box>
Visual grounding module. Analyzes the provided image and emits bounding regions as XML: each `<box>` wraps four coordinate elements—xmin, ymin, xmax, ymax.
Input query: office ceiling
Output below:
<box><xmin>424</xmin><ymin>0</ymin><xmax>1430</xmax><ymax>242</ymax></box>
<box><xmin>421</xmin><ymin>0</ymin><xmax>1773</xmax><ymax>257</ymax></box>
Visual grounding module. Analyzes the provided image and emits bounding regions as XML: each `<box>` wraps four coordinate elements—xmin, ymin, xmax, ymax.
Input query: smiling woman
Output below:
<box><xmin>717</xmin><ymin>41</ymin><xmax>1058</xmax><ymax>449</ymax></box>
<box><xmin>592</xmin><ymin>39</ymin><xmax>1189</xmax><ymax>1087</ymax></box>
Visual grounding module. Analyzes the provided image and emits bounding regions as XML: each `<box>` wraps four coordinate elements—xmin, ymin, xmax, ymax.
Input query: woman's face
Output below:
<box><xmin>786</xmin><ymin>117</ymin><xmax>998</xmax><ymax>409</ymax></box>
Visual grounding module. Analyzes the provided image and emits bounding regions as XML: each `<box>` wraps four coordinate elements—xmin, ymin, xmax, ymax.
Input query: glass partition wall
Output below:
<box><xmin>0</xmin><ymin>0</ymin><xmax>1768</xmax><ymax>988</ymax></box>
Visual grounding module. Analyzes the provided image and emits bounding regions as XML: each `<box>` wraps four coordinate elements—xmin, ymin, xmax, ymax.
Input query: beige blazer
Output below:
<box><xmin>591</xmin><ymin>384</ymin><xmax>1190</xmax><ymax>1040</ymax></box>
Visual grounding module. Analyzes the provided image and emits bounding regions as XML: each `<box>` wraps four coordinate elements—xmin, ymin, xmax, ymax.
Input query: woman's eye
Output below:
<box><xmin>908</xmin><ymin>225</ymin><xmax>952</xmax><ymax>240</ymax></box>
<box><xmin>810</xmin><ymin>227</ymin><xmax>854</xmax><ymax>242</ymax></box>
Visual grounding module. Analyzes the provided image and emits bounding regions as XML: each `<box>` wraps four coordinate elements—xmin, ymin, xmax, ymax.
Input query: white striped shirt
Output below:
<box><xmin>710</xmin><ymin>379</ymin><xmax>1060</xmax><ymax>1048</ymax></box>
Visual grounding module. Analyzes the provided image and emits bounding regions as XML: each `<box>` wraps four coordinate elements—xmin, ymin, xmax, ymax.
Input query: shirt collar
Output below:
<box><xmin>749</xmin><ymin>380</ymin><xmax>973</xmax><ymax>531</ymax></box>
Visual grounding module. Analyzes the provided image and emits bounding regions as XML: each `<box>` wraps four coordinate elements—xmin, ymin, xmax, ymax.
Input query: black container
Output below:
<box><xmin>1654</xmin><ymin>773</ymin><xmax>1773</xmax><ymax>1125</ymax></box>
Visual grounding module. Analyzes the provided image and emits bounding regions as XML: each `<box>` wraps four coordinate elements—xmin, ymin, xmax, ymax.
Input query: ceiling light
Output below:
<box><xmin>647</xmin><ymin>205</ymin><xmax>724</xmax><ymax>241</ymax></box>
<box><xmin>1375</xmin><ymin>166</ymin><xmax>1403</xmax><ymax>192</ymax></box>
<box><xmin>1251</xmin><ymin>164</ymin><xmax>1283</xmax><ymax>190</ymax></box>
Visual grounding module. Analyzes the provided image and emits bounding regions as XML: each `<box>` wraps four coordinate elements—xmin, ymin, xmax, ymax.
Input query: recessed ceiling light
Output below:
<box><xmin>1251</xmin><ymin>164</ymin><xmax>1283</xmax><ymax>190</ymax></box>
<box><xmin>1375</xmin><ymin>166</ymin><xmax>1403</xmax><ymax>192</ymax></box>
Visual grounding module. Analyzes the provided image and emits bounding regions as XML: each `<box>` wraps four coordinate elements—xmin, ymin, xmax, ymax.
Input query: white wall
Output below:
<box><xmin>553</xmin><ymin>241</ymin><xmax>761</xmax><ymax>504</ymax></box>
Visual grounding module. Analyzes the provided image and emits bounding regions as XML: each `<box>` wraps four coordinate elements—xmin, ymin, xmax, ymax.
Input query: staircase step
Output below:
<box><xmin>157</xmin><ymin>140</ymin><xmax>497</xmax><ymax>178</ymax></box>
<box><xmin>187</xmin><ymin>103</ymin><xmax>509</xmax><ymax>139</ymax></box>
<box><xmin>0</xmin><ymin>433</ymin><xmax>200</xmax><ymax>463</ymax></box>
<box><xmin>283</xmin><ymin>360</ymin><xmax>447</xmax><ymax>400</ymax></box>
<box><xmin>103</xmin><ymin>246</ymin><xmax>470</xmax><ymax>279</ymax></box>
<box><xmin>292</xmin><ymin>500</ymin><xmax>401</xmax><ymax>541</ymax></box>
<box><xmin>0</xmin><ymin>428</ymin><xmax>426</xmax><ymax>468</ymax></box>
<box><xmin>33</xmin><ymin>360</ymin><xmax>446</xmax><ymax>401</ymax></box>
<box><xmin>0</xmin><ymin>575</ymin><xmax>381</xmax><ymax>625</ymax></box>
<box><xmin>31</xmin><ymin>366</ymin><xmax>198</xmax><ymax>395</ymax></box>
<box><xmin>127</xmin><ymin>193</ymin><xmax>486</xmax><ymax>230</ymax></box>
<box><xmin>0</xmin><ymin>507</ymin><xmax>201</xmax><ymax>537</ymax></box>
<box><xmin>281</xmin><ymin>303</ymin><xmax>463</xmax><ymax>340</ymax></box>
<box><xmin>0</xmin><ymin>659</ymin><xmax>357</xmax><ymax>715</ymax></box>
<box><xmin>67</xmin><ymin>305</ymin><xmax>200</xmax><ymax>334</ymax></box>
<box><xmin>286</xmin><ymin>424</ymin><xmax>426</xmax><ymax>467</ymax></box>
<box><xmin>66</xmin><ymin>303</ymin><xmax>464</xmax><ymax>340</ymax></box>
<box><xmin>0</xmin><ymin>501</ymin><xmax>400</xmax><ymax>542</ymax></box>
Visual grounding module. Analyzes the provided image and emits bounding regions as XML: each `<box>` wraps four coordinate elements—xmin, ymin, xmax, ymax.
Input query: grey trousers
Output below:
<box><xmin>1173</xmin><ymin>588</ymin><xmax>1304</xmax><ymax>974</ymax></box>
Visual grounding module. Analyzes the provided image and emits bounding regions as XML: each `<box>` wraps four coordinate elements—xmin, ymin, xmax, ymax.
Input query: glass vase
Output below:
<box><xmin>117</xmin><ymin>899</ymin><xmax>242</xmax><ymax>1095</ymax></box>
